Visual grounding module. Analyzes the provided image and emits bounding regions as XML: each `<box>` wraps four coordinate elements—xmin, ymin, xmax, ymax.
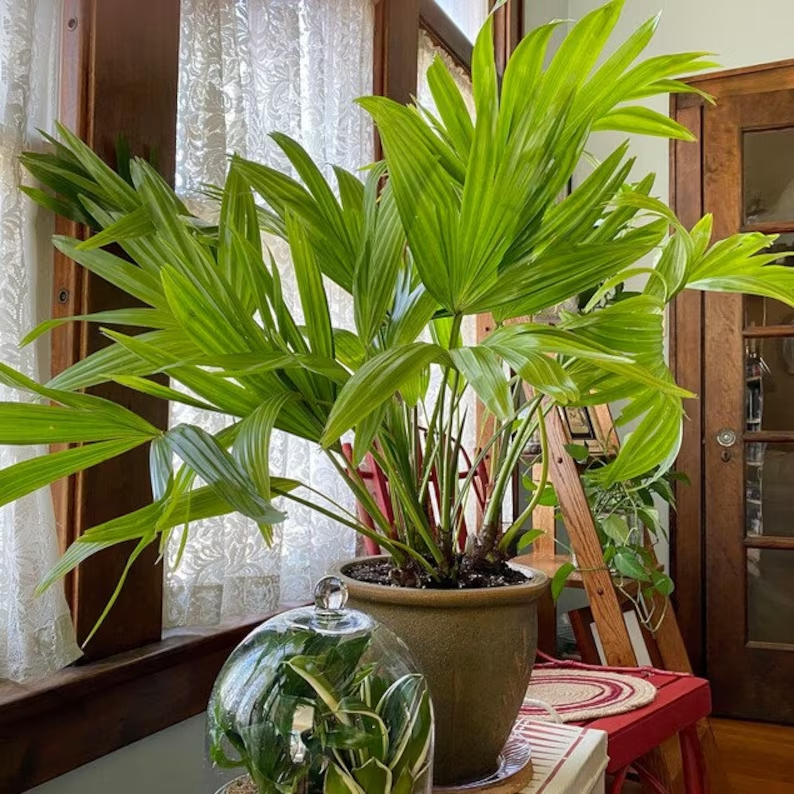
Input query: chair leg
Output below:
<box><xmin>633</xmin><ymin>760</ymin><xmax>672</xmax><ymax>794</ymax></box>
<box><xmin>680</xmin><ymin>725</ymin><xmax>706</xmax><ymax>794</ymax></box>
<box><xmin>610</xmin><ymin>766</ymin><xmax>629</xmax><ymax>794</ymax></box>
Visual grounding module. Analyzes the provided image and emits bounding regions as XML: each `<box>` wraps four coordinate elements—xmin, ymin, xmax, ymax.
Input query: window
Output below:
<box><xmin>1</xmin><ymin>1</ymin><xmax>524</xmax><ymax>789</ymax></box>
<box><xmin>167</xmin><ymin>0</ymin><xmax>373</xmax><ymax>627</ymax></box>
<box><xmin>434</xmin><ymin>0</ymin><xmax>489</xmax><ymax>42</ymax></box>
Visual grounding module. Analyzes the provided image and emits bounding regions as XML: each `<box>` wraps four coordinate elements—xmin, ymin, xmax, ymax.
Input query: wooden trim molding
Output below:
<box><xmin>374</xmin><ymin>0</ymin><xmax>421</xmax><ymax>106</ymax></box>
<box><xmin>419</xmin><ymin>0</ymin><xmax>473</xmax><ymax>72</ymax></box>
<box><xmin>492</xmin><ymin>0</ymin><xmax>522</xmax><ymax>75</ymax></box>
<box><xmin>55</xmin><ymin>0</ymin><xmax>181</xmax><ymax>660</ymax></box>
<box><xmin>0</xmin><ymin>608</ymin><xmax>302</xmax><ymax>793</ymax></box>
<box><xmin>373</xmin><ymin>0</ymin><xmax>420</xmax><ymax>159</ymax></box>
<box><xmin>669</xmin><ymin>95</ymin><xmax>706</xmax><ymax>673</ymax></box>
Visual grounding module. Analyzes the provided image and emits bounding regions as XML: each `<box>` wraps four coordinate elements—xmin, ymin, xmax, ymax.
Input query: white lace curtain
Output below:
<box><xmin>0</xmin><ymin>0</ymin><xmax>81</xmax><ymax>680</ymax></box>
<box><xmin>167</xmin><ymin>0</ymin><xmax>374</xmax><ymax>626</ymax></box>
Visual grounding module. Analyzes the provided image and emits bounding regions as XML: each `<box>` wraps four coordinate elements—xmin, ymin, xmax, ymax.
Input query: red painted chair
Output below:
<box><xmin>341</xmin><ymin>441</ymin><xmax>488</xmax><ymax>556</ymax></box>
<box><xmin>529</xmin><ymin>655</ymin><xmax>712</xmax><ymax>794</ymax></box>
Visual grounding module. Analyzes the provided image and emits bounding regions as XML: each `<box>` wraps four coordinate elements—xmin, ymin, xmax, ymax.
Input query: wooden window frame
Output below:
<box><xmin>0</xmin><ymin>2</ymin><xmax>523</xmax><ymax>790</ymax></box>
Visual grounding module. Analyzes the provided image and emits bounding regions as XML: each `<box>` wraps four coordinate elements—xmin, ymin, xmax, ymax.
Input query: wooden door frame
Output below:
<box><xmin>670</xmin><ymin>58</ymin><xmax>794</xmax><ymax>674</ymax></box>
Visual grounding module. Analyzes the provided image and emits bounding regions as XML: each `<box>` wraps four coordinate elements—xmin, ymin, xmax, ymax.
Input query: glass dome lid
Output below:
<box><xmin>208</xmin><ymin>576</ymin><xmax>433</xmax><ymax>794</ymax></box>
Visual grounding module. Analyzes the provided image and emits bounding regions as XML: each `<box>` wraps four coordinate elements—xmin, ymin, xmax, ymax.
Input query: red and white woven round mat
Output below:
<box><xmin>520</xmin><ymin>667</ymin><xmax>657</xmax><ymax>723</ymax></box>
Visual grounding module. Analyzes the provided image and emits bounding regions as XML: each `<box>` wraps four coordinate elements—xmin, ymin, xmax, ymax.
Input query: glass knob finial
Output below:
<box><xmin>313</xmin><ymin>576</ymin><xmax>348</xmax><ymax>614</ymax></box>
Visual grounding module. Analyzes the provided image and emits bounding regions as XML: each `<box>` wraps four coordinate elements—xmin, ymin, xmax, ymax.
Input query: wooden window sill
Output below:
<box><xmin>0</xmin><ymin>604</ymin><xmax>303</xmax><ymax>793</ymax></box>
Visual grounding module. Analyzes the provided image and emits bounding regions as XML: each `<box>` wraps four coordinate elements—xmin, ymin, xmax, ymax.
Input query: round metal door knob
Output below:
<box><xmin>716</xmin><ymin>428</ymin><xmax>737</xmax><ymax>447</ymax></box>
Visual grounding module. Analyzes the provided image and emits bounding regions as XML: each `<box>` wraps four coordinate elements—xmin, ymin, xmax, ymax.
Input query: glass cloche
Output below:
<box><xmin>208</xmin><ymin>576</ymin><xmax>434</xmax><ymax>794</ymax></box>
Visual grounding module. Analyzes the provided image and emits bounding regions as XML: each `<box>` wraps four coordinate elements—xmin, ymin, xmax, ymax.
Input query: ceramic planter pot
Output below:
<box><xmin>337</xmin><ymin>556</ymin><xmax>549</xmax><ymax>787</ymax></box>
<box><xmin>216</xmin><ymin>777</ymin><xmax>252</xmax><ymax>794</ymax></box>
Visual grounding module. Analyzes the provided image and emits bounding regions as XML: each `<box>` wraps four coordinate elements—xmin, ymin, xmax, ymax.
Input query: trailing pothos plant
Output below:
<box><xmin>208</xmin><ymin>621</ymin><xmax>432</xmax><ymax>794</ymax></box>
<box><xmin>523</xmin><ymin>454</ymin><xmax>687</xmax><ymax>631</ymax></box>
<box><xmin>3</xmin><ymin>0</ymin><xmax>794</xmax><ymax>629</ymax></box>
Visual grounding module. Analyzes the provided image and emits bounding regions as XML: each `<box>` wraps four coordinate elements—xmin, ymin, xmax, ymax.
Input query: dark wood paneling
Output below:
<box><xmin>373</xmin><ymin>0</ymin><xmax>420</xmax><ymax>160</ymax></box>
<box><xmin>681</xmin><ymin>60</ymin><xmax>794</xmax><ymax>104</ymax></box>
<box><xmin>745</xmin><ymin>431</ymin><xmax>794</xmax><ymax>442</ymax></box>
<box><xmin>745</xmin><ymin>535</ymin><xmax>794</xmax><ymax>550</ymax></box>
<box><xmin>0</xmin><ymin>610</ymin><xmax>302</xmax><ymax>793</ymax></box>
<box><xmin>702</xmin><ymin>91</ymin><xmax>746</xmax><ymax>718</ymax></box>
<box><xmin>57</xmin><ymin>0</ymin><xmax>181</xmax><ymax>659</ymax></box>
<box><xmin>374</xmin><ymin>0</ymin><xmax>420</xmax><ymax>107</ymax></box>
<box><xmin>669</xmin><ymin>97</ymin><xmax>706</xmax><ymax>673</ymax></box>
<box><xmin>52</xmin><ymin>1</ymin><xmax>91</xmax><ymax>611</ymax></box>
<box><xmin>743</xmin><ymin>220</ymin><xmax>794</xmax><ymax>234</ymax></box>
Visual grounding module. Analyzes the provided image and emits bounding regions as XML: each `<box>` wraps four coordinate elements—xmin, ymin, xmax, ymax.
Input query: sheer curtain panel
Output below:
<box><xmin>168</xmin><ymin>0</ymin><xmax>374</xmax><ymax>627</ymax></box>
<box><xmin>0</xmin><ymin>0</ymin><xmax>81</xmax><ymax>681</ymax></box>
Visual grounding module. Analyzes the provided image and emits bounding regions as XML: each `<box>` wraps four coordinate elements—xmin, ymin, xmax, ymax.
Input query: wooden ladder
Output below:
<box><xmin>516</xmin><ymin>402</ymin><xmax>730</xmax><ymax>794</ymax></box>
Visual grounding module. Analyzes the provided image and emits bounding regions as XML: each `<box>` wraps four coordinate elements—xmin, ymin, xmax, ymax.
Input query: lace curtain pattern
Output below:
<box><xmin>167</xmin><ymin>0</ymin><xmax>374</xmax><ymax>626</ymax></box>
<box><xmin>417</xmin><ymin>29</ymin><xmax>476</xmax><ymax>119</ymax></box>
<box><xmin>416</xmin><ymin>30</ymin><xmax>482</xmax><ymax>521</ymax></box>
<box><xmin>0</xmin><ymin>0</ymin><xmax>81</xmax><ymax>680</ymax></box>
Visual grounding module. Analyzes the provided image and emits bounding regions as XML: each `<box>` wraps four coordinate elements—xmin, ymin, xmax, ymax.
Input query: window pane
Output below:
<box><xmin>746</xmin><ymin>443</ymin><xmax>794</xmax><ymax>537</ymax></box>
<box><xmin>417</xmin><ymin>29</ymin><xmax>475</xmax><ymax>120</ymax></box>
<box><xmin>169</xmin><ymin>0</ymin><xmax>372</xmax><ymax>627</ymax></box>
<box><xmin>747</xmin><ymin>548</ymin><xmax>794</xmax><ymax>644</ymax></box>
<box><xmin>433</xmin><ymin>0</ymin><xmax>489</xmax><ymax>42</ymax></box>
<box><xmin>745</xmin><ymin>332</ymin><xmax>794</xmax><ymax>433</ymax></box>
<box><xmin>745</xmin><ymin>234</ymin><xmax>794</xmax><ymax>327</ymax></box>
<box><xmin>744</xmin><ymin>127</ymin><xmax>794</xmax><ymax>226</ymax></box>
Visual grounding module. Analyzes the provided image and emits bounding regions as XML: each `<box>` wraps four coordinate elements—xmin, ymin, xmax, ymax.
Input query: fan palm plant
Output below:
<box><xmin>6</xmin><ymin>0</ymin><xmax>794</xmax><ymax>634</ymax></box>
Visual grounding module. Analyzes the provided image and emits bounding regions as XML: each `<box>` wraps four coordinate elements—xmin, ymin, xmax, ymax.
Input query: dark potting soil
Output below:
<box><xmin>344</xmin><ymin>557</ymin><xmax>530</xmax><ymax>589</ymax></box>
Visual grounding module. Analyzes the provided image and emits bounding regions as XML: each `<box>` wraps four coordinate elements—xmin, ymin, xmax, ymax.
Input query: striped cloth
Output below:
<box><xmin>514</xmin><ymin>719</ymin><xmax>608</xmax><ymax>794</ymax></box>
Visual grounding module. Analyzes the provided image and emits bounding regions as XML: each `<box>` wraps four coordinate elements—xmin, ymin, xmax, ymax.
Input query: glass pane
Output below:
<box><xmin>417</xmin><ymin>29</ymin><xmax>475</xmax><ymax>119</ymax></box>
<box><xmin>747</xmin><ymin>548</ymin><xmax>794</xmax><ymax>644</ymax></box>
<box><xmin>745</xmin><ymin>323</ymin><xmax>794</xmax><ymax>433</ymax></box>
<box><xmin>746</xmin><ymin>443</ymin><xmax>794</xmax><ymax>536</ymax></box>
<box><xmin>744</xmin><ymin>127</ymin><xmax>794</xmax><ymax>225</ymax></box>
<box><xmin>745</xmin><ymin>234</ymin><xmax>794</xmax><ymax>327</ymax></box>
<box><xmin>433</xmin><ymin>0</ymin><xmax>489</xmax><ymax>42</ymax></box>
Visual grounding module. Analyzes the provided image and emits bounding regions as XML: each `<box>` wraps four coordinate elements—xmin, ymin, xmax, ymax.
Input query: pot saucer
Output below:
<box><xmin>432</xmin><ymin>734</ymin><xmax>533</xmax><ymax>794</ymax></box>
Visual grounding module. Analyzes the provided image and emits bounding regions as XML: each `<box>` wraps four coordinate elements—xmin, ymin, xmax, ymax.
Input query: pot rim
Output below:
<box><xmin>337</xmin><ymin>555</ymin><xmax>550</xmax><ymax>609</ymax></box>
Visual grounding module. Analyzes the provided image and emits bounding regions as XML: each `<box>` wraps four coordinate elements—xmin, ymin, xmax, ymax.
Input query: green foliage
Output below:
<box><xmin>526</xmin><ymin>456</ymin><xmax>679</xmax><ymax>626</ymax></box>
<box><xmin>207</xmin><ymin>626</ymin><xmax>432</xmax><ymax>794</ymax></box>
<box><xmin>6</xmin><ymin>1</ymin><xmax>794</xmax><ymax>630</ymax></box>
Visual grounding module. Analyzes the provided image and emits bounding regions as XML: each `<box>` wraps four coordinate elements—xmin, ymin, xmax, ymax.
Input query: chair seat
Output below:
<box><xmin>577</xmin><ymin>670</ymin><xmax>711</xmax><ymax>773</ymax></box>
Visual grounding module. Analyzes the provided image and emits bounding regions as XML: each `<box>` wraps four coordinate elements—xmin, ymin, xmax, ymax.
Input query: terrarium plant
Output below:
<box><xmin>208</xmin><ymin>580</ymin><xmax>432</xmax><ymax>794</ymax></box>
<box><xmin>5</xmin><ymin>0</ymin><xmax>794</xmax><ymax>786</ymax></box>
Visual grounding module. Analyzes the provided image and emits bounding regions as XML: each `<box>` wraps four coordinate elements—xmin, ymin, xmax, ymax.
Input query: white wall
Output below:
<box><xmin>27</xmin><ymin>716</ymin><xmax>235</xmax><ymax>794</ymax></box>
<box><xmin>524</xmin><ymin>0</ymin><xmax>794</xmax><ymax>572</ymax></box>
<box><xmin>524</xmin><ymin>0</ymin><xmax>568</xmax><ymax>47</ymax></box>
<box><xmin>558</xmin><ymin>0</ymin><xmax>794</xmax><ymax>218</ymax></box>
